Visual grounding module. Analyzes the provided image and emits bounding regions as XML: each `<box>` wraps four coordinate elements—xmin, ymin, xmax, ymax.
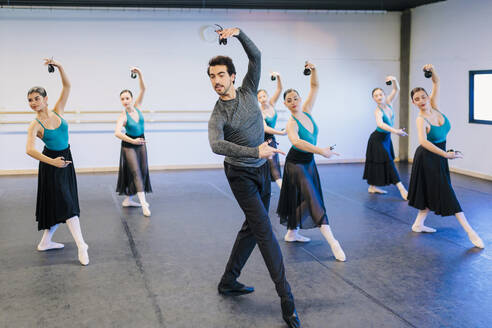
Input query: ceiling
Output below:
<box><xmin>0</xmin><ymin>0</ymin><xmax>445</xmax><ymax>11</ymax></box>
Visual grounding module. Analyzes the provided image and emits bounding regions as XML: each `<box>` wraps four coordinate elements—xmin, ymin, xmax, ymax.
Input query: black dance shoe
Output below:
<box><xmin>281</xmin><ymin>296</ymin><xmax>301</xmax><ymax>328</ymax></box>
<box><xmin>218</xmin><ymin>281</ymin><xmax>254</xmax><ymax>296</ymax></box>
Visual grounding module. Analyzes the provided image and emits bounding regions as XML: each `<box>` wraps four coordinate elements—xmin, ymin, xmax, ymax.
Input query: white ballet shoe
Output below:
<box><xmin>467</xmin><ymin>231</ymin><xmax>485</xmax><ymax>249</ymax></box>
<box><xmin>368</xmin><ymin>186</ymin><xmax>387</xmax><ymax>194</ymax></box>
<box><xmin>78</xmin><ymin>243</ymin><xmax>89</xmax><ymax>266</ymax></box>
<box><xmin>329</xmin><ymin>240</ymin><xmax>346</xmax><ymax>262</ymax></box>
<box><xmin>142</xmin><ymin>204</ymin><xmax>151</xmax><ymax>217</ymax></box>
<box><xmin>284</xmin><ymin>233</ymin><xmax>311</xmax><ymax>243</ymax></box>
<box><xmin>412</xmin><ymin>224</ymin><xmax>436</xmax><ymax>233</ymax></box>
<box><xmin>37</xmin><ymin>242</ymin><xmax>65</xmax><ymax>251</ymax></box>
<box><xmin>399</xmin><ymin>189</ymin><xmax>408</xmax><ymax>201</ymax></box>
<box><xmin>122</xmin><ymin>198</ymin><xmax>142</xmax><ymax>207</ymax></box>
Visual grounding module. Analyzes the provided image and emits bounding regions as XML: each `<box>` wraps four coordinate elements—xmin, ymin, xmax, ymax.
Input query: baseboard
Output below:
<box><xmin>407</xmin><ymin>158</ymin><xmax>492</xmax><ymax>181</ymax></box>
<box><xmin>0</xmin><ymin>159</ymin><xmax>368</xmax><ymax>176</ymax></box>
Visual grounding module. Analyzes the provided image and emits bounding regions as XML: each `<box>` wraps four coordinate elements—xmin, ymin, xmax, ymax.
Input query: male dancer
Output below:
<box><xmin>207</xmin><ymin>27</ymin><xmax>301</xmax><ymax>328</ymax></box>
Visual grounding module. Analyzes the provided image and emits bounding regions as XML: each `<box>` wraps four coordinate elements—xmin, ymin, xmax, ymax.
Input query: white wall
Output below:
<box><xmin>410</xmin><ymin>0</ymin><xmax>492</xmax><ymax>177</ymax></box>
<box><xmin>0</xmin><ymin>7</ymin><xmax>401</xmax><ymax>172</ymax></box>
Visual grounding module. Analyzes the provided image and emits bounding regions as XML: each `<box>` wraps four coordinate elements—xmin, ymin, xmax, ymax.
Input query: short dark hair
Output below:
<box><xmin>257</xmin><ymin>89</ymin><xmax>268</xmax><ymax>96</ymax></box>
<box><xmin>207</xmin><ymin>56</ymin><xmax>236</xmax><ymax>78</ymax></box>
<box><xmin>372</xmin><ymin>87</ymin><xmax>384</xmax><ymax>96</ymax></box>
<box><xmin>120</xmin><ymin>89</ymin><xmax>133</xmax><ymax>97</ymax></box>
<box><xmin>410</xmin><ymin>87</ymin><xmax>428</xmax><ymax>100</ymax></box>
<box><xmin>27</xmin><ymin>86</ymin><xmax>47</xmax><ymax>98</ymax></box>
<box><xmin>283</xmin><ymin>88</ymin><xmax>299</xmax><ymax>100</ymax></box>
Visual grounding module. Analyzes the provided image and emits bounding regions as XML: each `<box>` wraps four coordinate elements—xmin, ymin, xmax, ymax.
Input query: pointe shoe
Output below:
<box><xmin>122</xmin><ymin>198</ymin><xmax>142</xmax><ymax>207</ymax></box>
<box><xmin>368</xmin><ymin>186</ymin><xmax>387</xmax><ymax>194</ymax></box>
<box><xmin>78</xmin><ymin>243</ymin><xmax>89</xmax><ymax>266</ymax></box>
<box><xmin>412</xmin><ymin>224</ymin><xmax>436</xmax><ymax>233</ymax></box>
<box><xmin>218</xmin><ymin>281</ymin><xmax>254</xmax><ymax>296</ymax></box>
<box><xmin>467</xmin><ymin>231</ymin><xmax>485</xmax><ymax>249</ymax></box>
<box><xmin>142</xmin><ymin>204</ymin><xmax>151</xmax><ymax>217</ymax></box>
<box><xmin>329</xmin><ymin>240</ymin><xmax>346</xmax><ymax>262</ymax></box>
<box><xmin>284</xmin><ymin>233</ymin><xmax>311</xmax><ymax>243</ymax></box>
<box><xmin>37</xmin><ymin>242</ymin><xmax>65</xmax><ymax>251</ymax></box>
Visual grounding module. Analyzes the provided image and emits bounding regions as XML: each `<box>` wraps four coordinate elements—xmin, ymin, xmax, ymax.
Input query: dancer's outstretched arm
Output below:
<box><xmin>385</xmin><ymin>75</ymin><xmax>400</xmax><ymax>105</ymax></box>
<box><xmin>269</xmin><ymin>72</ymin><xmax>282</xmax><ymax>106</ymax></box>
<box><xmin>132</xmin><ymin>67</ymin><xmax>146</xmax><ymax>109</ymax></box>
<box><xmin>46</xmin><ymin>58</ymin><xmax>70</xmax><ymax>116</ymax></box>
<box><xmin>286</xmin><ymin>118</ymin><xmax>338</xmax><ymax>158</ymax></box>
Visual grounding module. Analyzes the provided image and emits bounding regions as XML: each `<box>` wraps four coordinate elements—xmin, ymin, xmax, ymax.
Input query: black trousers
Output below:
<box><xmin>221</xmin><ymin>161</ymin><xmax>292</xmax><ymax>299</ymax></box>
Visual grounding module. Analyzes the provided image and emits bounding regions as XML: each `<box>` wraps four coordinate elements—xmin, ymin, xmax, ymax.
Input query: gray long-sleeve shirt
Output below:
<box><xmin>208</xmin><ymin>30</ymin><xmax>266</xmax><ymax>168</ymax></box>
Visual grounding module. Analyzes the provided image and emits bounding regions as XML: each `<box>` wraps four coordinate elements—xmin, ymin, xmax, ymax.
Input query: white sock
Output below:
<box><xmin>37</xmin><ymin>224</ymin><xmax>64</xmax><ymax>251</ymax></box>
<box><xmin>284</xmin><ymin>228</ymin><xmax>310</xmax><ymax>242</ymax></box>
<box><xmin>395</xmin><ymin>182</ymin><xmax>408</xmax><ymax>200</ymax></box>
<box><xmin>368</xmin><ymin>185</ymin><xmax>387</xmax><ymax>194</ymax></box>
<box><xmin>137</xmin><ymin>192</ymin><xmax>151</xmax><ymax>216</ymax></box>
<box><xmin>275</xmin><ymin>179</ymin><xmax>282</xmax><ymax>189</ymax></box>
<box><xmin>455</xmin><ymin>212</ymin><xmax>484</xmax><ymax>248</ymax></box>
<box><xmin>320</xmin><ymin>225</ymin><xmax>346</xmax><ymax>261</ymax></box>
<box><xmin>66</xmin><ymin>216</ymin><xmax>89</xmax><ymax>265</ymax></box>
<box><xmin>411</xmin><ymin>209</ymin><xmax>435</xmax><ymax>233</ymax></box>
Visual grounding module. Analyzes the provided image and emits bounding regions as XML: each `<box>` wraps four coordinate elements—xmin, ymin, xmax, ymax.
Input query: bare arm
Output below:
<box><xmin>26</xmin><ymin>121</ymin><xmax>70</xmax><ymax>168</ymax></box>
<box><xmin>114</xmin><ymin>113</ymin><xmax>144</xmax><ymax>145</ymax></box>
<box><xmin>132</xmin><ymin>67</ymin><xmax>146</xmax><ymax>108</ymax></box>
<box><xmin>263</xmin><ymin>120</ymin><xmax>285</xmax><ymax>135</ymax></box>
<box><xmin>286</xmin><ymin>118</ymin><xmax>322</xmax><ymax>154</ymax></box>
<box><xmin>375</xmin><ymin>109</ymin><xmax>407</xmax><ymax>136</ymax></box>
<box><xmin>425</xmin><ymin>64</ymin><xmax>440</xmax><ymax>109</ymax></box>
<box><xmin>416</xmin><ymin>116</ymin><xmax>449</xmax><ymax>157</ymax></box>
<box><xmin>46</xmin><ymin>59</ymin><xmax>71</xmax><ymax>116</ymax></box>
<box><xmin>385</xmin><ymin>75</ymin><xmax>400</xmax><ymax>105</ymax></box>
<box><xmin>302</xmin><ymin>62</ymin><xmax>319</xmax><ymax>114</ymax></box>
<box><xmin>269</xmin><ymin>72</ymin><xmax>282</xmax><ymax>106</ymax></box>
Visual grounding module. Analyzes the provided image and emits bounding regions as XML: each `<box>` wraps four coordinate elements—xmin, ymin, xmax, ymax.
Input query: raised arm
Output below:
<box><xmin>385</xmin><ymin>75</ymin><xmax>400</xmax><ymax>105</ymax></box>
<box><xmin>269</xmin><ymin>72</ymin><xmax>283</xmax><ymax>106</ymax></box>
<box><xmin>416</xmin><ymin>116</ymin><xmax>459</xmax><ymax>159</ymax></box>
<box><xmin>427</xmin><ymin>65</ymin><xmax>440</xmax><ymax>110</ymax></box>
<box><xmin>132</xmin><ymin>67</ymin><xmax>146</xmax><ymax>108</ymax></box>
<box><xmin>302</xmin><ymin>62</ymin><xmax>319</xmax><ymax>114</ymax></box>
<box><xmin>26</xmin><ymin>121</ymin><xmax>70</xmax><ymax>168</ymax></box>
<box><xmin>114</xmin><ymin>112</ymin><xmax>145</xmax><ymax>145</ymax></box>
<box><xmin>46</xmin><ymin>58</ymin><xmax>71</xmax><ymax>116</ymax></box>
<box><xmin>374</xmin><ymin>109</ymin><xmax>407</xmax><ymax>136</ymax></box>
<box><xmin>208</xmin><ymin>110</ymin><xmax>259</xmax><ymax>158</ymax></box>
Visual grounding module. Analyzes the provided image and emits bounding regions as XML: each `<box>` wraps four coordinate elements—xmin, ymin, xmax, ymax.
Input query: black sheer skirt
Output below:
<box><xmin>408</xmin><ymin>141</ymin><xmax>462</xmax><ymax>216</ymax></box>
<box><xmin>277</xmin><ymin>148</ymin><xmax>329</xmax><ymax>230</ymax></box>
<box><xmin>116</xmin><ymin>134</ymin><xmax>152</xmax><ymax>196</ymax></box>
<box><xmin>363</xmin><ymin>130</ymin><xmax>401</xmax><ymax>186</ymax></box>
<box><xmin>265</xmin><ymin>133</ymin><xmax>282</xmax><ymax>181</ymax></box>
<box><xmin>36</xmin><ymin>145</ymin><xmax>80</xmax><ymax>231</ymax></box>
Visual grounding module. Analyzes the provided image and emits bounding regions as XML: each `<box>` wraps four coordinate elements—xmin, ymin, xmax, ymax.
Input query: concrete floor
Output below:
<box><xmin>0</xmin><ymin>163</ymin><xmax>491</xmax><ymax>328</ymax></box>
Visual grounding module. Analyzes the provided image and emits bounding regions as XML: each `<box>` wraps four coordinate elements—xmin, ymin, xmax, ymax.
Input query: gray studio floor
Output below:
<box><xmin>0</xmin><ymin>163</ymin><xmax>491</xmax><ymax>328</ymax></box>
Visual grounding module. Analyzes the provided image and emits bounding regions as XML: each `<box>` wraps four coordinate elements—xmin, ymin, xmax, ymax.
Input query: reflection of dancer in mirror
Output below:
<box><xmin>26</xmin><ymin>58</ymin><xmax>89</xmax><ymax>266</ymax></box>
<box><xmin>115</xmin><ymin>67</ymin><xmax>152</xmax><ymax>217</ymax></box>
<box><xmin>407</xmin><ymin>65</ymin><xmax>484</xmax><ymax>248</ymax></box>
<box><xmin>363</xmin><ymin>76</ymin><xmax>408</xmax><ymax>200</ymax></box>
<box><xmin>257</xmin><ymin>72</ymin><xmax>287</xmax><ymax>189</ymax></box>
<box><xmin>277</xmin><ymin>62</ymin><xmax>346</xmax><ymax>261</ymax></box>
<box><xmin>207</xmin><ymin>27</ymin><xmax>301</xmax><ymax>328</ymax></box>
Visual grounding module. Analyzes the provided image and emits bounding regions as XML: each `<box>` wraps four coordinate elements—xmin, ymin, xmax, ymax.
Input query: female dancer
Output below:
<box><xmin>363</xmin><ymin>76</ymin><xmax>408</xmax><ymax>200</ymax></box>
<box><xmin>115</xmin><ymin>67</ymin><xmax>152</xmax><ymax>217</ymax></box>
<box><xmin>277</xmin><ymin>62</ymin><xmax>346</xmax><ymax>260</ymax></box>
<box><xmin>408</xmin><ymin>64</ymin><xmax>484</xmax><ymax>248</ymax></box>
<box><xmin>257</xmin><ymin>72</ymin><xmax>287</xmax><ymax>188</ymax></box>
<box><xmin>26</xmin><ymin>58</ymin><xmax>89</xmax><ymax>266</ymax></box>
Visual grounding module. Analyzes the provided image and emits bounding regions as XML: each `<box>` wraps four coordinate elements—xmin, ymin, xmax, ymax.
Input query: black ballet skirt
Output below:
<box><xmin>363</xmin><ymin>130</ymin><xmax>401</xmax><ymax>186</ymax></box>
<box><xmin>408</xmin><ymin>141</ymin><xmax>462</xmax><ymax>216</ymax></box>
<box><xmin>36</xmin><ymin>145</ymin><xmax>80</xmax><ymax>231</ymax></box>
<box><xmin>116</xmin><ymin>134</ymin><xmax>152</xmax><ymax>196</ymax></box>
<box><xmin>277</xmin><ymin>148</ymin><xmax>329</xmax><ymax>230</ymax></box>
<box><xmin>265</xmin><ymin>133</ymin><xmax>282</xmax><ymax>181</ymax></box>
